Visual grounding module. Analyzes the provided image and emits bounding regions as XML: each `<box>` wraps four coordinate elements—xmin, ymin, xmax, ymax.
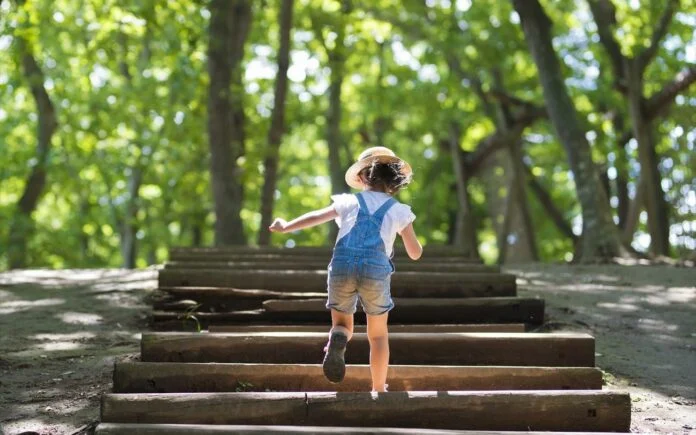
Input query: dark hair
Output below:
<box><xmin>359</xmin><ymin>160</ymin><xmax>412</xmax><ymax>194</ymax></box>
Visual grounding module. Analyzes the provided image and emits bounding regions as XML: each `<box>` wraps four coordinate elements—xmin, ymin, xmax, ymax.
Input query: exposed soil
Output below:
<box><xmin>0</xmin><ymin>264</ymin><xmax>694</xmax><ymax>434</ymax></box>
<box><xmin>507</xmin><ymin>263</ymin><xmax>696</xmax><ymax>435</ymax></box>
<box><xmin>0</xmin><ymin>269</ymin><xmax>156</xmax><ymax>435</ymax></box>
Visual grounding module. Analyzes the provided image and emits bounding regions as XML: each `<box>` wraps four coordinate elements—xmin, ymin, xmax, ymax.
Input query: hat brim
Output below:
<box><xmin>344</xmin><ymin>155</ymin><xmax>412</xmax><ymax>190</ymax></box>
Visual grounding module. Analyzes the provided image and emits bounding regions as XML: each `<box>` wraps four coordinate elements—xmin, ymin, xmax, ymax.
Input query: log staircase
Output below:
<box><xmin>96</xmin><ymin>246</ymin><xmax>631</xmax><ymax>434</ymax></box>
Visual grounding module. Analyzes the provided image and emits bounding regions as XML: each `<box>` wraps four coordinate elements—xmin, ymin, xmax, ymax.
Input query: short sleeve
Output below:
<box><xmin>395</xmin><ymin>203</ymin><xmax>416</xmax><ymax>233</ymax></box>
<box><xmin>330</xmin><ymin>193</ymin><xmax>357</xmax><ymax>220</ymax></box>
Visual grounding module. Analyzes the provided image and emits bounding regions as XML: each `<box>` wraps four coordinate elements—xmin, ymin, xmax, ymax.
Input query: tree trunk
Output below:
<box><xmin>312</xmin><ymin>6</ymin><xmax>350</xmax><ymax>243</ymax></box>
<box><xmin>374</xmin><ymin>42</ymin><xmax>388</xmax><ymax>148</ymax></box>
<box><xmin>613</xmin><ymin>114</ymin><xmax>630</xmax><ymax>229</ymax></box>
<box><xmin>258</xmin><ymin>0</ymin><xmax>294</xmax><ymax>246</ymax></box>
<box><xmin>117</xmin><ymin>30</ymin><xmax>152</xmax><ymax>269</ymax></box>
<box><xmin>523</xmin><ymin>161</ymin><xmax>578</xmax><ymax>244</ymax></box>
<box><xmin>7</xmin><ymin>37</ymin><xmax>58</xmax><ymax>269</ymax></box>
<box><xmin>449</xmin><ymin>123</ymin><xmax>480</xmax><ymax>258</ymax></box>
<box><xmin>512</xmin><ymin>0</ymin><xmax>624</xmax><ymax>261</ymax></box>
<box><xmin>588</xmin><ymin>0</ymin><xmax>681</xmax><ymax>255</ymax></box>
<box><xmin>326</xmin><ymin>33</ymin><xmax>347</xmax><ymax>196</ymax></box>
<box><xmin>622</xmin><ymin>176</ymin><xmax>645</xmax><ymax>245</ymax></box>
<box><xmin>496</xmin><ymin>176</ymin><xmax>514</xmax><ymax>264</ymax></box>
<box><xmin>79</xmin><ymin>198</ymin><xmax>90</xmax><ymax>264</ymax></box>
<box><xmin>625</xmin><ymin>59</ymin><xmax>670</xmax><ymax>255</ymax></box>
<box><xmin>207</xmin><ymin>0</ymin><xmax>252</xmax><ymax>246</ymax></box>
<box><xmin>491</xmin><ymin>72</ymin><xmax>538</xmax><ymax>263</ymax></box>
<box><xmin>192</xmin><ymin>224</ymin><xmax>204</xmax><ymax>248</ymax></box>
<box><xmin>506</xmin><ymin>138</ymin><xmax>539</xmax><ymax>262</ymax></box>
<box><xmin>121</xmin><ymin>167</ymin><xmax>142</xmax><ymax>269</ymax></box>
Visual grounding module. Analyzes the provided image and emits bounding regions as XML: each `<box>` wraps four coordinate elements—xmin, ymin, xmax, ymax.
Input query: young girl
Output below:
<box><xmin>269</xmin><ymin>146</ymin><xmax>422</xmax><ymax>392</ymax></box>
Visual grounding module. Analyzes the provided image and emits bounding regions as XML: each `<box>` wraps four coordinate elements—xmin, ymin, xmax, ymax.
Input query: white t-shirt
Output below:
<box><xmin>331</xmin><ymin>191</ymin><xmax>416</xmax><ymax>257</ymax></box>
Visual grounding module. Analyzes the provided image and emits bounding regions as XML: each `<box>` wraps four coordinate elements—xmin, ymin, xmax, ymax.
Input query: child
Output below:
<box><xmin>269</xmin><ymin>146</ymin><xmax>422</xmax><ymax>392</ymax></box>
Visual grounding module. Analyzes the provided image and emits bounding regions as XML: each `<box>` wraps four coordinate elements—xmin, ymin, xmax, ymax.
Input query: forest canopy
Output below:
<box><xmin>1</xmin><ymin>0</ymin><xmax>694</xmax><ymax>269</ymax></box>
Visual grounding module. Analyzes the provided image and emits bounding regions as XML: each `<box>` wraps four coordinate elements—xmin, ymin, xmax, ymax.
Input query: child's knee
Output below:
<box><xmin>368</xmin><ymin>333</ymin><xmax>388</xmax><ymax>347</ymax></box>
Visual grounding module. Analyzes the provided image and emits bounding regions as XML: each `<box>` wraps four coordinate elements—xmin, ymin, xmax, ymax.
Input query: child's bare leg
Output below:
<box><xmin>366</xmin><ymin>312</ymin><xmax>389</xmax><ymax>392</ymax></box>
<box><xmin>330</xmin><ymin>309</ymin><xmax>354</xmax><ymax>340</ymax></box>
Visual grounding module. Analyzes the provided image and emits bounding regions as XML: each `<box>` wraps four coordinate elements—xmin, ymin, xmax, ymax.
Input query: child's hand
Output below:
<box><xmin>269</xmin><ymin>218</ymin><xmax>288</xmax><ymax>233</ymax></box>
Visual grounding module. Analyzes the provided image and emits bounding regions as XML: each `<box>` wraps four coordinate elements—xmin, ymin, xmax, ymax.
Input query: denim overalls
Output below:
<box><xmin>326</xmin><ymin>193</ymin><xmax>396</xmax><ymax>315</ymax></box>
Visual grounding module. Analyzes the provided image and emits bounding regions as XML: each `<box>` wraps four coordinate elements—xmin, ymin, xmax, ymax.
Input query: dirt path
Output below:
<box><xmin>506</xmin><ymin>263</ymin><xmax>696</xmax><ymax>434</ymax></box>
<box><xmin>0</xmin><ymin>269</ymin><xmax>157</xmax><ymax>435</ymax></box>
<box><xmin>0</xmin><ymin>264</ymin><xmax>694</xmax><ymax>434</ymax></box>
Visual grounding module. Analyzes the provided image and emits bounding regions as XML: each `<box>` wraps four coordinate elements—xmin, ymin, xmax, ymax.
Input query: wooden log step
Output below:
<box><xmin>157</xmin><ymin>270</ymin><xmax>516</xmax><ymax>297</ymax></box>
<box><xmin>140</xmin><ymin>332</ymin><xmax>594</xmax><ymax>366</ymax></box>
<box><xmin>113</xmin><ymin>362</ymin><xmax>603</xmax><ymax>393</ymax></box>
<box><xmin>169</xmin><ymin>245</ymin><xmax>478</xmax><ymax>257</ymax></box>
<box><xmin>151</xmin><ymin>297</ymin><xmax>545</xmax><ymax>327</ymax></box>
<box><xmin>170</xmin><ymin>253</ymin><xmax>480</xmax><ymax>264</ymax></box>
<box><xmin>150</xmin><ymin>310</ymin><xmax>266</xmax><ymax>331</ymax></box>
<box><xmin>100</xmin><ymin>391</ymin><xmax>631</xmax><ymax>432</ymax></box>
<box><xmin>154</xmin><ymin>288</ymin><xmax>327</xmax><ymax>312</ymax></box>
<box><xmin>157</xmin><ymin>286</ymin><xmax>520</xmax><ymax>304</ymax></box>
<box><xmin>163</xmin><ymin>260</ymin><xmax>500</xmax><ymax>274</ymax></box>
<box><xmin>150</xmin><ymin>315</ymin><xmax>531</xmax><ymax>332</ymax></box>
<box><xmin>96</xmin><ymin>423</ymin><xmax>623</xmax><ymax>435</ymax></box>
<box><xmin>208</xmin><ymin>324</ymin><xmax>527</xmax><ymax>333</ymax></box>
<box><xmin>159</xmin><ymin>287</ymin><xmax>327</xmax><ymax>300</ymax></box>
<box><xmin>262</xmin><ymin>297</ymin><xmax>543</xmax><ymax>323</ymax></box>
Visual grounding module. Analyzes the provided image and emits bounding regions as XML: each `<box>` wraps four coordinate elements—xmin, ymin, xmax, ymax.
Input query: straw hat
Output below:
<box><xmin>344</xmin><ymin>146</ymin><xmax>412</xmax><ymax>190</ymax></box>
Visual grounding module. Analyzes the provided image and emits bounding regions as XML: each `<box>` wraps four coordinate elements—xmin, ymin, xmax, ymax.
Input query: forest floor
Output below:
<box><xmin>0</xmin><ymin>263</ymin><xmax>694</xmax><ymax>435</ymax></box>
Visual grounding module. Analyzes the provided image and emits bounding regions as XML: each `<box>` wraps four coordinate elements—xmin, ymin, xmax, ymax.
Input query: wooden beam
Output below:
<box><xmin>208</xmin><ymin>324</ymin><xmax>527</xmax><ymax>333</ymax></box>
<box><xmin>169</xmin><ymin>253</ymin><xmax>481</xmax><ymax>263</ymax></box>
<box><xmin>170</xmin><ymin>245</ymin><xmax>477</xmax><ymax>256</ymax></box>
<box><xmin>154</xmin><ymin>288</ymin><xmax>327</xmax><ymax>312</ymax></box>
<box><xmin>95</xmin><ymin>423</ymin><xmax>625</xmax><ymax>435</ymax></box>
<box><xmin>150</xmin><ymin>297</ymin><xmax>545</xmax><ymax>327</ymax></box>
<box><xmin>163</xmin><ymin>261</ymin><xmax>500</xmax><ymax>274</ymax></box>
<box><xmin>100</xmin><ymin>391</ymin><xmax>630</xmax><ymax>432</ymax></box>
<box><xmin>140</xmin><ymin>331</ymin><xmax>594</xmax><ymax>366</ymax></box>
<box><xmin>157</xmin><ymin>270</ymin><xmax>517</xmax><ymax>297</ymax></box>
<box><xmin>113</xmin><ymin>362</ymin><xmax>603</xmax><ymax>393</ymax></box>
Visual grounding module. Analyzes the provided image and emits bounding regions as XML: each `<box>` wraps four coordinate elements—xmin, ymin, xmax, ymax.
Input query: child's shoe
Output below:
<box><xmin>322</xmin><ymin>331</ymin><xmax>348</xmax><ymax>383</ymax></box>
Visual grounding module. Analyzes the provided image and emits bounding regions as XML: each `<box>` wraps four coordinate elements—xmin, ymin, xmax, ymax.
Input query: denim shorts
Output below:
<box><xmin>326</xmin><ymin>254</ymin><xmax>395</xmax><ymax>316</ymax></box>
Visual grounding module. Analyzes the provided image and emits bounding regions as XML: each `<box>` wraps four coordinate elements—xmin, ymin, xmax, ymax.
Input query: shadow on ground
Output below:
<box><xmin>0</xmin><ymin>269</ymin><xmax>157</xmax><ymax>435</ymax></box>
<box><xmin>1</xmin><ymin>265</ymin><xmax>694</xmax><ymax>434</ymax></box>
<box><xmin>505</xmin><ymin>263</ymin><xmax>696</xmax><ymax>434</ymax></box>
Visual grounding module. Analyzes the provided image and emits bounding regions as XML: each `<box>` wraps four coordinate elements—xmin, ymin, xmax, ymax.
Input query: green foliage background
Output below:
<box><xmin>1</xmin><ymin>0</ymin><xmax>694</xmax><ymax>269</ymax></box>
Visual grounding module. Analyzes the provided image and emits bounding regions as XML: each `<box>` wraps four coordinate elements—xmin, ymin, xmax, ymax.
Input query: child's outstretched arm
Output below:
<box><xmin>269</xmin><ymin>206</ymin><xmax>338</xmax><ymax>234</ymax></box>
<box><xmin>399</xmin><ymin>223</ymin><xmax>423</xmax><ymax>260</ymax></box>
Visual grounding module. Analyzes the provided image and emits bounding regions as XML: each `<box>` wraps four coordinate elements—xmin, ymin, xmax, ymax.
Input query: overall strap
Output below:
<box><xmin>372</xmin><ymin>197</ymin><xmax>397</xmax><ymax>221</ymax></box>
<box><xmin>355</xmin><ymin>193</ymin><xmax>368</xmax><ymax>213</ymax></box>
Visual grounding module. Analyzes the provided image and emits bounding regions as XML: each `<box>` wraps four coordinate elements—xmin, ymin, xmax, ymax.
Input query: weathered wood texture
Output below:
<box><xmin>163</xmin><ymin>260</ymin><xmax>500</xmax><ymax>273</ymax></box>
<box><xmin>154</xmin><ymin>288</ymin><xmax>327</xmax><ymax>312</ymax></box>
<box><xmin>157</xmin><ymin>270</ymin><xmax>516</xmax><ymax>297</ymax></box>
<box><xmin>113</xmin><ymin>362</ymin><xmax>603</xmax><ymax>393</ymax></box>
<box><xmin>140</xmin><ymin>332</ymin><xmax>594</xmax><ymax>366</ymax></box>
<box><xmin>207</xmin><ymin>324</ymin><xmax>527</xmax><ymax>333</ymax></box>
<box><xmin>150</xmin><ymin>297</ymin><xmax>545</xmax><ymax>328</ymax></box>
<box><xmin>100</xmin><ymin>391</ymin><xmax>631</xmax><ymax>431</ymax></box>
<box><xmin>169</xmin><ymin>253</ymin><xmax>481</xmax><ymax>263</ymax></box>
<box><xmin>95</xmin><ymin>423</ymin><xmax>620</xmax><ymax>435</ymax></box>
<box><xmin>169</xmin><ymin>245</ymin><xmax>477</xmax><ymax>257</ymax></box>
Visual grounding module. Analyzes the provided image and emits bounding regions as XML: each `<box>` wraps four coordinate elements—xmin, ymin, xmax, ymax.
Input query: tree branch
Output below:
<box><xmin>488</xmin><ymin>89</ymin><xmax>541</xmax><ymax>111</ymax></box>
<box><xmin>463</xmin><ymin>103</ymin><xmax>547</xmax><ymax>175</ymax></box>
<box><xmin>587</xmin><ymin>0</ymin><xmax>626</xmax><ymax>87</ymax></box>
<box><xmin>615</xmin><ymin>66</ymin><xmax>696</xmax><ymax>147</ymax></box>
<box><xmin>638</xmin><ymin>0</ymin><xmax>679</xmax><ymax>72</ymax></box>
<box><xmin>646</xmin><ymin>65</ymin><xmax>696</xmax><ymax>118</ymax></box>
<box><xmin>523</xmin><ymin>161</ymin><xmax>578</xmax><ymax>242</ymax></box>
<box><xmin>16</xmin><ymin>38</ymin><xmax>57</xmax><ymax>214</ymax></box>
